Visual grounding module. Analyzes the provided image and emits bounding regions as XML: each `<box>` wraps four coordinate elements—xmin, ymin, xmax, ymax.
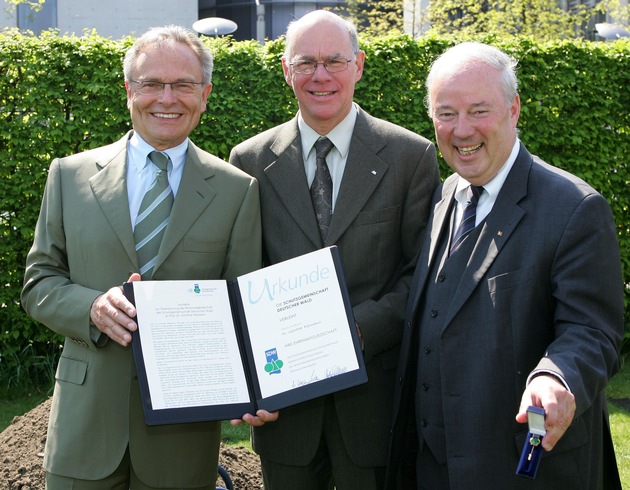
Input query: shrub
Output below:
<box><xmin>1</xmin><ymin>31</ymin><xmax>628</xmax><ymax>386</ymax></box>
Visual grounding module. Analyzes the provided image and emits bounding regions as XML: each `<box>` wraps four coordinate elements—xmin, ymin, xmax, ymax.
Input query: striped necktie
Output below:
<box><xmin>310</xmin><ymin>137</ymin><xmax>335</xmax><ymax>242</ymax></box>
<box><xmin>450</xmin><ymin>185</ymin><xmax>484</xmax><ymax>255</ymax></box>
<box><xmin>134</xmin><ymin>151</ymin><xmax>174</xmax><ymax>279</ymax></box>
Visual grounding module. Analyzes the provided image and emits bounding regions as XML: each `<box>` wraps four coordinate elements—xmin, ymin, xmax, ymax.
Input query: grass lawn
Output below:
<box><xmin>2</xmin><ymin>362</ymin><xmax>629</xmax><ymax>487</ymax></box>
<box><xmin>607</xmin><ymin>359</ymin><xmax>630</xmax><ymax>487</ymax></box>
<box><xmin>609</xmin><ymin>402</ymin><xmax>629</xmax><ymax>487</ymax></box>
<box><xmin>220</xmin><ymin>420</ymin><xmax>252</xmax><ymax>448</ymax></box>
<box><xmin>0</xmin><ymin>390</ymin><xmax>49</xmax><ymax>431</ymax></box>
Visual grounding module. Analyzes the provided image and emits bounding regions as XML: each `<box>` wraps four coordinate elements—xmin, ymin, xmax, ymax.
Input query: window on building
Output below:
<box><xmin>18</xmin><ymin>0</ymin><xmax>57</xmax><ymax>35</ymax></box>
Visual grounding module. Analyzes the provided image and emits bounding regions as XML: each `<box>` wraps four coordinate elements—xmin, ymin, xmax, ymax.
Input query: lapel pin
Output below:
<box><xmin>371</xmin><ymin>170</ymin><xmax>377</xmax><ymax>175</ymax></box>
<box><xmin>497</xmin><ymin>231</ymin><xmax>504</xmax><ymax>237</ymax></box>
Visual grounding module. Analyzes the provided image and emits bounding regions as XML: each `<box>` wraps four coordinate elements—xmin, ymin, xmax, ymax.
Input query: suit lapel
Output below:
<box><xmin>264</xmin><ymin>119</ymin><xmax>323</xmax><ymax>248</ymax></box>
<box><xmin>89</xmin><ymin>133</ymin><xmax>137</xmax><ymax>267</ymax></box>
<box><xmin>442</xmin><ymin>144</ymin><xmax>532</xmax><ymax>329</ymax></box>
<box><xmin>429</xmin><ymin>178</ymin><xmax>457</xmax><ymax>261</ymax></box>
<box><xmin>327</xmin><ymin>110</ymin><xmax>389</xmax><ymax>245</ymax></box>
<box><xmin>156</xmin><ymin>141</ymin><xmax>217</xmax><ymax>270</ymax></box>
<box><xmin>89</xmin><ymin>136</ymin><xmax>222</xmax><ymax>276</ymax></box>
<box><xmin>406</xmin><ymin>178</ymin><xmax>456</xmax><ymax>319</ymax></box>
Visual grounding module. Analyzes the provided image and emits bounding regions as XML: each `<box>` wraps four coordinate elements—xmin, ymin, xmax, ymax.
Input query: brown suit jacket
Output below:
<box><xmin>230</xmin><ymin>107</ymin><xmax>440</xmax><ymax>467</ymax></box>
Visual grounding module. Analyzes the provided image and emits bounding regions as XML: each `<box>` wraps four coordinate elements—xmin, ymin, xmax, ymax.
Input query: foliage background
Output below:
<box><xmin>0</xmin><ymin>31</ymin><xmax>628</xmax><ymax>383</ymax></box>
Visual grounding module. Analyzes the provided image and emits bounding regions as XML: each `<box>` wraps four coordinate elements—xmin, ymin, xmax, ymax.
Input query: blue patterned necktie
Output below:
<box><xmin>134</xmin><ymin>151</ymin><xmax>174</xmax><ymax>278</ymax></box>
<box><xmin>450</xmin><ymin>185</ymin><xmax>484</xmax><ymax>255</ymax></box>
<box><xmin>310</xmin><ymin>137</ymin><xmax>335</xmax><ymax>242</ymax></box>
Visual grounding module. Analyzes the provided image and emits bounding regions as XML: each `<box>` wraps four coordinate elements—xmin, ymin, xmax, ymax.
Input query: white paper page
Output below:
<box><xmin>132</xmin><ymin>280</ymin><xmax>251</xmax><ymax>410</ymax></box>
<box><xmin>237</xmin><ymin>248</ymin><xmax>359</xmax><ymax>399</ymax></box>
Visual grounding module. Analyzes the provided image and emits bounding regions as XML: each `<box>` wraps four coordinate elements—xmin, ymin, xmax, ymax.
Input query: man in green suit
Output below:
<box><xmin>21</xmin><ymin>25</ymin><xmax>261</xmax><ymax>489</ymax></box>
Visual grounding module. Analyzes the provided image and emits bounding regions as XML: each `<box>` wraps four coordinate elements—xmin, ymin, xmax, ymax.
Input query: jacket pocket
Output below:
<box><xmin>515</xmin><ymin>416</ymin><xmax>588</xmax><ymax>457</ymax></box>
<box><xmin>380</xmin><ymin>345</ymin><xmax>401</xmax><ymax>371</ymax></box>
<box><xmin>56</xmin><ymin>356</ymin><xmax>88</xmax><ymax>385</ymax></box>
<box><xmin>182</xmin><ymin>238</ymin><xmax>227</xmax><ymax>253</ymax></box>
<box><xmin>487</xmin><ymin>266</ymin><xmax>534</xmax><ymax>293</ymax></box>
<box><xmin>353</xmin><ymin>206</ymin><xmax>400</xmax><ymax>226</ymax></box>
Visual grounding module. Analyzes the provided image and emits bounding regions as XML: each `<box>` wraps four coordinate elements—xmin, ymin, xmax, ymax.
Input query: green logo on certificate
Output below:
<box><xmin>264</xmin><ymin>348</ymin><xmax>284</xmax><ymax>375</ymax></box>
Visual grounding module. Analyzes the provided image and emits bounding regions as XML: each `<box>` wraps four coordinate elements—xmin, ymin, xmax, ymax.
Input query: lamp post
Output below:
<box><xmin>256</xmin><ymin>0</ymin><xmax>266</xmax><ymax>45</ymax></box>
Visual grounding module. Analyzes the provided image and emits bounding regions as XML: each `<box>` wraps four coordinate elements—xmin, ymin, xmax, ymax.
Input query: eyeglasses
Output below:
<box><xmin>289</xmin><ymin>58</ymin><xmax>353</xmax><ymax>75</ymax></box>
<box><xmin>130</xmin><ymin>80</ymin><xmax>206</xmax><ymax>96</ymax></box>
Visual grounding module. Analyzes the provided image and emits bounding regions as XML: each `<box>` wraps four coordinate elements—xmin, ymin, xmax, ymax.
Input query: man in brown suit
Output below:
<box><xmin>229</xmin><ymin>10</ymin><xmax>440</xmax><ymax>490</ymax></box>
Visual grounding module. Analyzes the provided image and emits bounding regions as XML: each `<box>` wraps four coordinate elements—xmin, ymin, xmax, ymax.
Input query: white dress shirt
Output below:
<box><xmin>298</xmin><ymin>104</ymin><xmax>358</xmax><ymax>212</ymax></box>
<box><xmin>126</xmin><ymin>133</ymin><xmax>187</xmax><ymax>230</ymax></box>
<box><xmin>452</xmin><ymin>138</ymin><xmax>520</xmax><ymax>231</ymax></box>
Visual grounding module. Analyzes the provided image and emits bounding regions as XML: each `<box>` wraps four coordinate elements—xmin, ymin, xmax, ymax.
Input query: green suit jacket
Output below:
<box><xmin>21</xmin><ymin>132</ymin><xmax>261</xmax><ymax>486</ymax></box>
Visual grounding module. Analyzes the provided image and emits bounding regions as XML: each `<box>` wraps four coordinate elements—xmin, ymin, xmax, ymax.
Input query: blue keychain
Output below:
<box><xmin>516</xmin><ymin>406</ymin><xmax>546</xmax><ymax>478</ymax></box>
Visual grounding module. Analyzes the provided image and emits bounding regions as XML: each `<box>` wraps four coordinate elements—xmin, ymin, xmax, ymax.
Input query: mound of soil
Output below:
<box><xmin>0</xmin><ymin>398</ymin><xmax>262</xmax><ymax>489</ymax></box>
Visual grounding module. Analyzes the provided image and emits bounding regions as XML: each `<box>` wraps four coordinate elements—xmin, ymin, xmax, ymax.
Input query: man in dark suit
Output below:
<box><xmin>21</xmin><ymin>25</ymin><xmax>261</xmax><ymax>489</ymax></box>
<box><xmin>386</xmin><ymin>41</ymin><xmax>624</xmax><ymax>489</ymax></box>
<box><xmin>228</xmin><ymin>9</ymin><xmax>440</xmax><ymax>490</ymax></box>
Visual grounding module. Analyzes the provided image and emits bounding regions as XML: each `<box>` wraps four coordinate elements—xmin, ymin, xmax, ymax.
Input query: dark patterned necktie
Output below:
<box><xmin>133</xmin><ymin>151</ymin><xmax>174</xmax><ymax>278</ymax></box>
<box><xmin>310</xmin><ymin>137</ymin><xmax>335</xmax><ymax>242</ymax></box>
<box><xmin>450</xmin><ymin>185</ymin><xmax>484</xmax><ymax>255</ymax></box>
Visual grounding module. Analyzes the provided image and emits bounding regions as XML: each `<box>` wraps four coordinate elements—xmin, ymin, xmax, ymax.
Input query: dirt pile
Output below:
<box><xmin>0</xmin><ymin>398</ymin><xmax>263</xmax><ymax>489</ymax></box>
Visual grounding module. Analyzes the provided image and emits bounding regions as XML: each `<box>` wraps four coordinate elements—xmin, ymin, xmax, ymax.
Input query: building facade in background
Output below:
<box><xmin>1</xmin><ymin>0</ymin><xmax>626</xmax><ymax>41</ymax></box>
<box><xmin>0</xmin><ymin>0</ymin><xmax>343</xmax><ymax>40</ymax></box>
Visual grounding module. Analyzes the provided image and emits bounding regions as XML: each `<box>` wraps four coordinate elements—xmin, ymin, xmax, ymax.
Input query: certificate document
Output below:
<box><xmin>125</xmin><ymin>246</ymin><xmax>367</xmax><ymax>425</ymax></box>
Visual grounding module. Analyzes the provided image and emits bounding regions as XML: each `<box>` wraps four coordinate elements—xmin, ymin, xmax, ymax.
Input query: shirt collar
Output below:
<box><xmin>128</xmin><ymin>132</ymin><xmax>189</xmax><ymax>172</ymax></box>
<box><xmin>455</xmin><ymin>138</ymin><xmax>520</xmax><ymax>203</ymax></box>
<box><xmin>298</xmin><ymin>103</ymin><xmax>358</xmax><ymax>160</ymax></box>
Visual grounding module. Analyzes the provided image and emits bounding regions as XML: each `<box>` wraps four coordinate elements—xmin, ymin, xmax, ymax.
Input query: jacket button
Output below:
<box><xmin>422</xmin><ymin>382</ymin><xmax>429</xmax><ymax>391</ymax></box>
<box><xmin>424</xmin><ymin>345</ymin><xmax>432</xmax><ymax>354</ymax></box>
<box><xmin>430</xmin><ymin>309</ymin><xmax>438</xmax><ymax>317</ymax></box>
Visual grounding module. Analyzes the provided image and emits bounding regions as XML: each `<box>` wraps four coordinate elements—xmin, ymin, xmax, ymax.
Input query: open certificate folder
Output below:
<box><xmin>124</xmin><ymin>246</ymin><xmax>367</xmax><ymax>425</ymax></box>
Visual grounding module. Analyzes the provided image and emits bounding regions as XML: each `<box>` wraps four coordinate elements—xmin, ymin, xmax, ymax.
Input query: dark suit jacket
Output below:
<box><xmin>21</xmin><ymin>132</ymin><xmax>261</xmax><ymax>486</ymax></box>
<box><xmin>386</xmin><ymin>143</ymin><xmax>624</xmax><ymax>489</ymax></box>
<box><xmin>229</xmin><ymin>107</ymin><xmax>440</xmax><ymax>467</ymax></box>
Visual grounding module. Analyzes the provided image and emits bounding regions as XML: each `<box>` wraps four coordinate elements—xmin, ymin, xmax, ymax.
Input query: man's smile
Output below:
<box><xmin>153</xmin><ymin>112</ymin><xmax>180</xmax><ymax>119</ymax></box>
<box><xmin>456</xmin><ymin>143</ymin><xmax>483</xmax><ymax>156</ymax></box>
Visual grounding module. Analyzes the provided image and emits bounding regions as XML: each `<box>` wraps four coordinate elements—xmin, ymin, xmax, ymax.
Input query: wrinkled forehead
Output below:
<box><xmin>431</xmin><ymin>63</ymin><xmax>500</xmax><ymax>97</ymax></box>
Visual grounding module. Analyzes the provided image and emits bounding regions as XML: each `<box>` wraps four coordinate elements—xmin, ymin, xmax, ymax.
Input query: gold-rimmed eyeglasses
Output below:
<box><xmin>130</xmin><ymin>80</ymin><xmax>206</xmax><ymax>96</ymax></box>
<box><xmin>289</xmin><ymin>59</ymin><xmax>353</xmax><ymax>75</ymax></box>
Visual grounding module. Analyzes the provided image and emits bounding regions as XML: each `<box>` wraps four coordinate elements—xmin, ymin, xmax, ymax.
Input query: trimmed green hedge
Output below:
<box><xmin>1</xmin><ymin>31</ymin><xmax>628</xmax><ymax>381</ymax></box>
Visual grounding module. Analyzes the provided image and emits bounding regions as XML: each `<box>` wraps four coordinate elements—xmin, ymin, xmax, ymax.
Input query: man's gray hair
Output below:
<box><xmin>425</xmin><ymin>42</ymin><xmax>518</xmax><ymax>115</ymax></box>
<box><xmin>123</xmin><ymin>25</ymin><xmax>214</xmax><ymax>84</ymax></box>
